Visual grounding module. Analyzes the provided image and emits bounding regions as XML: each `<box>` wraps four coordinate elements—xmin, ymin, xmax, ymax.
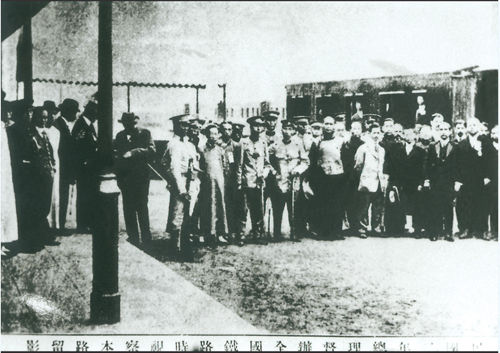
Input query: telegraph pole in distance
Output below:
<box><xmin>218</xmin><ymin>83</ymin><xmax>226</xmax><ymax>120</ymax></box>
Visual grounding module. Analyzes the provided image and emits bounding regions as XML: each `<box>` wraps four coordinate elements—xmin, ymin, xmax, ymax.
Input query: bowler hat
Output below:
<box><xmin>59</xmin><ymin>98</ymin><xmax>80</xmax><ymax>112</ymax></box>
<box><xmin>118</xmin><ymin>112</ymin><xmax>139</xmax><ymax>123</ymax></box>
<box><xmin>43</xmin><ymin>100</ymin><xmax>59</xmax><ymax>113</ymax></box>
<box><xmin>247</xmin><ymin>115</ymin><xmax>265</xmax><ymax>126</ymax></box>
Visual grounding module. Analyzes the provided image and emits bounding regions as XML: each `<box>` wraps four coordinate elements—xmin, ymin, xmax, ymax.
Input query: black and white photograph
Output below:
<box><xmin>1</xmin><ymin>1</ymin><xmax>498</xmax><ymax>351</ymax></box>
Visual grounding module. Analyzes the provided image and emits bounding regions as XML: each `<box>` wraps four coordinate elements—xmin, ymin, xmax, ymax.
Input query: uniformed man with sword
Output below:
<box><xmin>161</xmin><ymin>114</ymin><xmax>200</xmax><ymax>261</ymax></box>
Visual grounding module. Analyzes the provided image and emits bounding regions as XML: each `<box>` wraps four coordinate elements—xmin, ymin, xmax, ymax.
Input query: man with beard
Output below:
<box><xmin>413</xmin><ymin>126</ymin><xmax>436</xmax><ymax>238</ymax></box>
<box><xmin>425</xmin><ymin>122</ymin><xmax>457</xmax><ymax>242</ymax></box>
<box><xmin>236</xmin><ymin>116</ymin><xmax>270</xmax><ymax>245</ymax></box>
<box><xmin>268</xmin><ymin>120</ymin><xmax>309</xmax><ymax>242</ymax></box>
<box><xmin>72</xmin><ymin>100</ymin><xmax>100</xmax><ymax>233</ymax></box>
<box><xmin>382</xmin><ymin>121</ymin><xmax>407</xmax><ymax>236</ymax></box>
<box><xmin>454</xmin><ymin>117</ymin><xmax>490</xmax><ymax>239</ymax></box>
<box><xmin>219</xmin><ymin>120</ymin><xmax>246</xmax><ymax>245</ymax></box>
<box><xmin>309</xmin><ymin>117</ymin><xmax>350</xmax><ymax>240</ymax></box>
<box><xmin>53</xmin><ymin>98</ymin><xmax>80</xmax><ymax>232</ymax></box>
<box><xmin>399</xmin><ymin>128</ymin><xmax>425</xmax><ymax>234</ymax></box>
<box><xmin>453</xmin><ymin>120</ymin><xmax>467</xmax><ymax>142</ymax></box>
<box><xmin>354</xmin><ymin>123</ymin><xmax>388</xmax><ymax>237</ymax></box>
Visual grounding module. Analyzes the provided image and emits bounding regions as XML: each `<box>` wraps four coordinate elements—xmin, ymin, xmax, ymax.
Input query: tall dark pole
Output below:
<box><xmin>91</xmin><ymin>1</ymin><xmax>120</xmax><ymax>325</ymax></box>
<box><xmin>127</xmin><ymin>84</ymin><xmax>130</xmax><ymax>112</ymax></box>
<box><xmin>218</xmin><ymin>84</ymin><xmax>226</xmax><ymax>120</ymax></box>
<box><xmin>23</xmin><ymin>3</ymin><xmax>33</xmax><ymax>103</ymax></box>
<box><xmin>196</xmin><ymin>87</ymin><xmax>199</xmax><ymax>114</ymax></box>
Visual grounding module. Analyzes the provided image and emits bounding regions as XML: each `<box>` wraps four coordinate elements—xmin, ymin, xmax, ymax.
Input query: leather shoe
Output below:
<box><xmin>458</xmin><ymin>230</ymin><xmax>471</xmax><ymax>239</ymax></box>
<box><xmin>444</xmin><ymin>235</ymin><xmax>455</xmax><ymax>242</ymax></box>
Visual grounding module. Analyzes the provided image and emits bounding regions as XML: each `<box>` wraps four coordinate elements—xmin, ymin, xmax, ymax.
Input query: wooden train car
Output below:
<box><xmin>285</xmin><ymin>67</ymin><xmax>498</xmax><ymax>129</ymax></box>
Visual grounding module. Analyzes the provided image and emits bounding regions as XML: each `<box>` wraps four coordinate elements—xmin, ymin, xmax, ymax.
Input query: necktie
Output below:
<box><xmin>89</xmin><ymin>122</ymin><xmax>97</xmax><ymax>138</ymax></box>
<box><xmin>42</xmin><ymin>131</ymin><xmax>55</xmax><ymax>167</ymax></box>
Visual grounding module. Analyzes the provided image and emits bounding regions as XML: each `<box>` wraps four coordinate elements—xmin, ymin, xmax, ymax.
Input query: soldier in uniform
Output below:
<box><xmin>309</xmin><ymin>117</ymin><xmax>351</xmax><ymax>240</ymax></box>
<box><xmin>72</xmin><ymin>100</ymin><xmax>99</xmax><ymax>233</ymax></box>
<box><xmin>188</xmin><ymin>115</ymin><xmax>207</xmax><ymax>151</ymax></box>
<box><xmin>231</xmin><ymin>118</ymin><xmax>246</xmax><ymax>143</ymax></box>
<box><xmin>293</xmin><ymin>116</ymin><xmax>314</xmax><ymax>237</ymax></box>
<box><xmin>262</xmin><ymin>110</ymin><xmax>281</xmax><ymax>238</ymax></box>
<box><xmin>114</xmin><ymin>112</ymin><xmax>156</xmax><ymax>246</ymax></box>
<box><xmin>236</xmin><ymin>116</ymin><xmax>270</xmax><ymax>245</ymax></box>
<box><xmin>268</xmin><ymin>120</ymin><xmax>309</xmax><ymax>241</ymax></box>
<box><xmin>161</xmin><ymin>114</ymin><xmax>199</xmax><ymax>260</ymax></box>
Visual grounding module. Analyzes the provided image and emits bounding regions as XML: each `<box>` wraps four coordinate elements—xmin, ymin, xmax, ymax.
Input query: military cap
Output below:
<box><xmin>118</xmin><ymin>112</ymin><xmax>139</xmax><ymax>123</ymax></box>
<box><xmin>432</xmin><ymin>113</ymin><xmax>444</xmax><ymax>120</ymax></box>
<box><xmin>334</xmin><ymin>113</ymin><xmax>346</xmax><ymax>122</ymax></box>
<box><xmin>170</xmin><ymin>114</ymin><xmax>192</xmax><ymax>124</ymax></box>
<box><xmin>364</xmin><ymin>114</ymin><xmax>382</xmax><ymax>123</ymax></box>
<box><xmin>454</xmin><ymin>119</ymin><xmax>466</xmax><ymax>127</ymax></box>
<box><xmin>281</xmin><ymin>119</ymin><xmax>295</xmax><ymax>128</ymax></box>
<box><xmin>230</xmin><ymin>117</ymin><xmax>246</xmax><ymax>128</ymax></box>
<box><xmin>247</xmin><ymin>115</ymin><xmax>265</xmax><ymax>126</ymax></box>
<box><xmin>294</xmin><ymin>116</ymin><xmax>310</xmax><ymax>124</ymax></box>
<box><xmin>262</xmin><ymin>110</ymin><xmax>280</xmax><ymax>120</ymax></box>
<box><xmin>311</xmin><ymin>121</ymin><xmax>323</xmax><ymax>128</ymax></box>
<box><xmin>42</xmin><ymin>100</ymin><xmax>59</xmax><ymax>113</ymax></box>
<box><xmin>188</xmin><ymin>114</ymin><xmax>206</xmax><ymax>124</ymax></box>
<box><xmin>59</xmin><ymin>98</ymin><xmax>80</xmax><ymax>112</ymax></box>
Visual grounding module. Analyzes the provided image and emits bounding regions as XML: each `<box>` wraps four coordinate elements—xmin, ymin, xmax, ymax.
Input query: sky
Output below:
<box><xmin>2</xmin><ymin>1</ymin><xmax>498</xmax><ymax>138</ymax></box>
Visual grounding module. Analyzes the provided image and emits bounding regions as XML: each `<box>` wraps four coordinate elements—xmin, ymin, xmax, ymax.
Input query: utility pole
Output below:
<box><xmin>218</xmin><ymin>83</ymin><xmax>226</xmax><ymax>120</ymax></box>
<box><xmin>196</xmin><ymin>87</ymin><xmax>199</xmax><ymax>114</ymax></box>
<box><xmin>91</xmin><ymin>1</ymin><xmax>120</xmax><ymax>325</ymax></box>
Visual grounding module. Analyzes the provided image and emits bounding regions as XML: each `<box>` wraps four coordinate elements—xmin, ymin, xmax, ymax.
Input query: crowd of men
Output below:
<box><xmin>160</xmin><ymin>107</ymin><xmax>498</xmax><ymax>260</ymax></box>
<box><xmin>1</xmin><ymin>92</ymin><xmax>498</xmax><ymax>260</ymax></box>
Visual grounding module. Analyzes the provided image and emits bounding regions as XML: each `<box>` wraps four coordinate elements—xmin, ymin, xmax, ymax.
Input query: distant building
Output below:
<box><xmin>285</xmin><ymin>67</ymin><xmax>498</xmax><ymax>129</ymax></box>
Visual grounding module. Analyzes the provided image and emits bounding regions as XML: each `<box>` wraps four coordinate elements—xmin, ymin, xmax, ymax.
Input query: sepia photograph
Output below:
<box><xmin>1</xmin><ymin>1</ymin><xmax>498</xmax><ymax>351</ymax></box>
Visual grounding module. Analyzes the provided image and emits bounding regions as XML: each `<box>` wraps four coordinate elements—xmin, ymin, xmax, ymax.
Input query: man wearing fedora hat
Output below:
<box><xmin>114</xmin><ymin>112</ymin><xmax>156</xmax><ymax>246</ymax></box>
<box><xmin>54</xmin><ymin>98</ymin><xmax>80</xmax><ymax>231</ymax></box>
<box><xmin>72</xmin><ymin>100</ymin><xmax>99</xmax><ymax>233</ymax></box>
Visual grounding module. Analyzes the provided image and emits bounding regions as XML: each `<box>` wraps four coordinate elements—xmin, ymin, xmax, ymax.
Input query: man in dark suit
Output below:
<box><xmin>454</xmin><ymin>117</ymin><xmax>489</xmax><ymax>239</ymax></box>
<box><xmin>425</xmin><ymin>122</ymin><xmax>457</xmax><ymax>242</ymax></box>
<box><xmin>485</xmin><ymin>125</ymin><xmax>498</xmax><ymax>240</ymax></box>
<box><xmin>381</xmin><ymin>122</ymin><xmax>407</xmax><ymax>236</ymax></box>
<box><xmin>114</xmin><ymin>112</ymin><xmax>156</xmax><ymax>246</ymax></box>
<box><xmin>72</xmin><ymin>101</ymin><xmax>99</xmax><ymax>233</ymax></box>
<box><xmin>53</xmin><ymin>98</ymin><xmax>80</xmax><ymax>232</ymax></box>
<box><xmin>344</xmin><ymin>120</ymin><xmax>364</xmax><ymax>234</ymax></box>
<box><xmin>17</xmin><ymin>107</ymin><xmax>56</xmax><ymax>252</ymax></box>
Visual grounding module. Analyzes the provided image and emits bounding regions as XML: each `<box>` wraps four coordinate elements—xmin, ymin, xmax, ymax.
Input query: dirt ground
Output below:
<box><xmin>143</xmin><ymin>180</ymin><xmax>498</xmax><ymax>336</ymax></box>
